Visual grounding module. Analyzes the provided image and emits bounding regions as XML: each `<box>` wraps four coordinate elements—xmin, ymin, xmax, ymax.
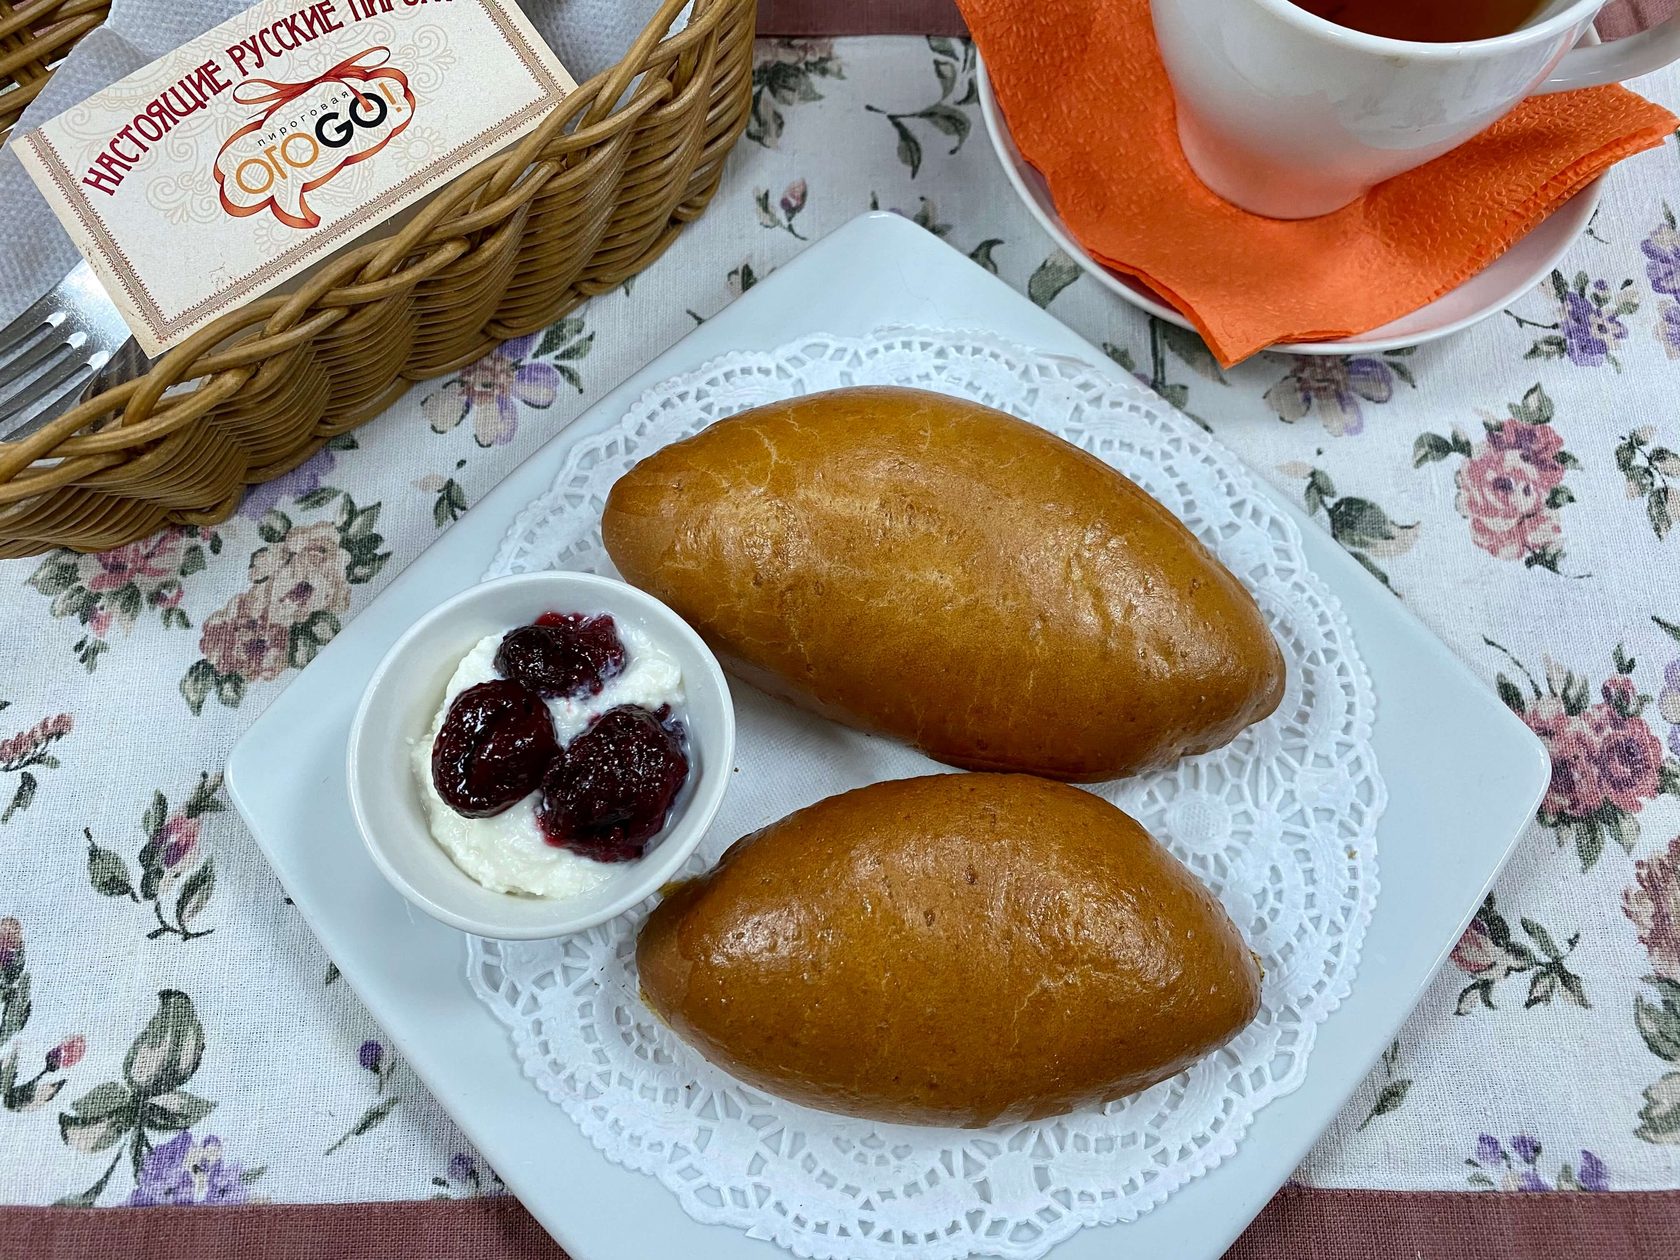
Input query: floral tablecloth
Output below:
<box><xmin>2</xmin><ymin>35</ymin><xmax>1679</xmax><ymax>1214</ymax></box>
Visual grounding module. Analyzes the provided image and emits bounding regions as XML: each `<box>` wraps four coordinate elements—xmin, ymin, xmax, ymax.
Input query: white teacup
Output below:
<box><xmin>1151</xmin><ymin>0</ymin><xmax>1680</xmax><ymax>219</ymax></box>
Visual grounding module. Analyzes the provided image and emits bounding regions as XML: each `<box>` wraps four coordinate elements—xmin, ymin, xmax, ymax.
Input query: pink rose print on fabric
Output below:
<box><xmin>27</xmin><ymin>527</ymin><xmax>218</xmax><ymax>671</ymax></box>
<box><xmin>755</xmin><ymin>178</ymin><xmax>810</xmax><ymax>239</ymax></box>
<box><xmin>1452</xmin><ymin>918</ymin><xmax>1501</xmax><ymax>977</ymax></box>
<box><xmin>86</xmin><ymin>533</ymin><xmax>184</xmax><ymax>595</ymax></box>
<box><xmin>1488</xmin><ymin>639</ymin><xmax>1680</xmax><ymax>870</ymax></box>
<box><xmin>1623</xmin><ymin>831</ymin><xmax>1680</xmax><ymax>1144</ymax></box>
<box><xmin>181</xmin><ymin>499</ymin><xmax>389</xmax><ymax>715</ymax></box>
<box><xmin>198</xmin><ymin>591</ymin><xmax>289</xmax><ymax>686</ymax></box>
<box><xmin>1455</xmin><ymin>428</ymin><xmax>1565</xmax><ymax>561</ymax></box>
<box><xmin>1626</xmin><ymin>836</ymin><xmax>1680</xmax><ymax>985</ymax></box>
<box><xmin>1415</xmin><ymin>385</ymin><xmax>1577</xmax><ymax>572</ymax></box>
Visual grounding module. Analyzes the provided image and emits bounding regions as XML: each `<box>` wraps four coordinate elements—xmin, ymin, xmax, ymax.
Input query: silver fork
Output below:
<box><xmin>0</xmin><ymin>261</ymin><xmax>148</xmax><ymax>443</ymax></box>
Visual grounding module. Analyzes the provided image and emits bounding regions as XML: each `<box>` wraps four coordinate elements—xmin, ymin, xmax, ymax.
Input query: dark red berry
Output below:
<box><xmin>431</xmin><ymin>680</ymin><xmax>559</xmax><ymax>817</ymax></box>
<box><xmin>538</xmin><ymin>705</ymin><xmax>689</xmax><ymax>861</ymax></box>
<box><xmin>495</xmin><ymin>613</ymin><xmax>626</xmax><ymax>699</ymax></box>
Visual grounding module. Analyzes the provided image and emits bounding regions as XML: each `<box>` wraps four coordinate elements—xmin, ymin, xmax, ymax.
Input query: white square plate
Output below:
<box><xmin>227</xmin><ymin>212</ymin><xmax>1550</xmax><ymax>1260</ymax></box>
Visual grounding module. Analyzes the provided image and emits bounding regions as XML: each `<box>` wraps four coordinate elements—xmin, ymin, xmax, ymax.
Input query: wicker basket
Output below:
<box><xmin>0</xmin><ymin>0</ymin><xmax>110</xmax><ymax>143</ymax></box>
<box><xmin>0</xmin><ymin>0</ymin><xmax>755</xmax><ymax>557</ymax></box>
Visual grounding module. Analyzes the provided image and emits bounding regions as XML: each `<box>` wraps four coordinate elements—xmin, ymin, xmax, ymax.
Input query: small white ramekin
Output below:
<box><xmin>347</xmin><ymin>571</ymin><xmax>734</xmax><ymax>938</ymax></box>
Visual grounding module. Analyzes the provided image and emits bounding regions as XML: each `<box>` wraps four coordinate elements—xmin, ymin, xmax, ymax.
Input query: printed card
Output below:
<box><xmin>15</xmin><ymin>0</ymin><xmax>576</xmax><ymax>355</ymax></box>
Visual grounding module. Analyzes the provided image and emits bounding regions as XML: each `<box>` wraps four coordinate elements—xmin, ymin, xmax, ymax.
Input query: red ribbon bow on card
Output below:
<box><xmin>215</xmin><ymin>46</ymin><xmax>415</xmax><ymax>230</ymax></box>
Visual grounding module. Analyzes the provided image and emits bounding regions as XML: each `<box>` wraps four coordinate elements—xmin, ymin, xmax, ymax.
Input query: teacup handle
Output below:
<box><xmin>1537</xmin><ymin>14</ymin><xmax>1680</xmax><ymax>92</ymax></box>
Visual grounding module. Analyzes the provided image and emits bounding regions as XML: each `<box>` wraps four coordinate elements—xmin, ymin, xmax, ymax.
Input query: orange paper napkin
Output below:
<box><xmin>959</xmin><ymin>0</ymin><xmax>1679</xmax><ymax>365</ymax></box>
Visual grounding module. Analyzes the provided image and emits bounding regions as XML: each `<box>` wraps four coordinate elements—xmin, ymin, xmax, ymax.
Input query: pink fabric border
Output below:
<box><xmin>757</xmin><ymin>0</ymin><xmax>967</xmax><ymax>35</ymax></box>
<box><xmin>754</xmin><ymin>0</ymin><xmax>1675</xmax><ymax>38</ymax></box>
<box><xmin>5</xmin><ymin>1188</ymin><xmax>1680</xmax><ymax>1258</ymax></box>
<box><xmin>1597</xmin><ymin>0</ymin><xmax>1679</xmax><ymax>39</ymax></box>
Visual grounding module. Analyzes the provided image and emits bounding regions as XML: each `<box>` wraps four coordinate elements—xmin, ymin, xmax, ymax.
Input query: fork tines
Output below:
<box><xmin>0</xmin><ymin>262</ymin><xmax>129</xmax><ymax>442</ymax></box>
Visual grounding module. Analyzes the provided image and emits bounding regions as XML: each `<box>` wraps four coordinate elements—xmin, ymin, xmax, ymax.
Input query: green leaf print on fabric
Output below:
<box><xmin>1157</xmin><ymin>323</ymin><xmax>1227</xmax><ymax>386</ymax></box>
<box><xmin>967</xmin><ymin>238</ymin><xmax>1004</xmax><ymax>274</ymax></box>
<box><xmin>1638</xmin><ymin>1073</ymin><xmax>1680</xmax><ymax>1143</ymax></box>
<box><xmin>1356</xmin><ymin>1041</ymin><xmax>1414</xmax><ymax>1131</ymax></box>
<box><xmin>1449</xmin><ymin>894</ymin><xmax>1590</xmax><ymax>1014</ymax></box>
<box><xmin>1277</xmin><ymin>464</ymin><xmax>1418</xmax><ymax>592</ymax></box>
<box><xmin>1635</xmin><ymin>978</ymin><xmax>1680</xmax><ymax>1062</ymax></box>
<box><xmin>83</xmin><ymin>773</ymin><xmax>224</xmax><ymax>942</ymax></box>
<box><xmin>1027</xmin><ymin>253</ymin><xmax>1082</xmax><ymax>309</ymax></box>
<box><xmin>1</xmin><ymin>920</ymin><xmax>86</xmax><ymax>1119</ymax></box>
<box><xmin>867</xmin><ymin>38</ymin><xmax>977</xmax><ymax>178</ymax></box>
<box><xmin>748</xmin><ymin>41</ymin><xmax>843</xmax><ymax>149</ymax></box>
<box><xmin>418</xmin><ymin>461</ymin><xmax>471</xmax><ymax>530</ymax></box>
<box><xmin>1412</xmin><ymin>429</ymin><xmax>1475</xmax><ymax>467</ymax></box>
<box><xmin>1614</xmin><ymin>426</ymin><xmax>1677</xmax><ymax>541</ymax></box>
<box><xmin>1103</xmin><ymin>320</ymin><xmax>1225</xmax><ymax>429</ymax></box>
<box><xmin>55</xmin><ymin>991</ymin><xmax>259</xmax><ymax>1207</ymax></box>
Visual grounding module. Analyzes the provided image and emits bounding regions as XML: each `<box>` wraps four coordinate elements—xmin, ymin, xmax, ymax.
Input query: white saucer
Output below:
<box><xmin>976</xmin><ymin>59</ymin><xmax>1602</xmax><ymax>356</ymax></box>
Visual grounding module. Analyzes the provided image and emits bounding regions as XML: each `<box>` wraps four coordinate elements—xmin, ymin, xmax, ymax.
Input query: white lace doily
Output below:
<box><xmin>467</xmin><ymin>328</ymin><xmax>1384</xmax><ymax>1260</ymax></box>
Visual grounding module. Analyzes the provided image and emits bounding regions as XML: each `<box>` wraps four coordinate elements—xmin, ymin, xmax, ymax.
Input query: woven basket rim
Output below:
<box><xmin>0</xmin><ymin>0</ymin><xmax>756</xmax><ymax>554</ymax></box>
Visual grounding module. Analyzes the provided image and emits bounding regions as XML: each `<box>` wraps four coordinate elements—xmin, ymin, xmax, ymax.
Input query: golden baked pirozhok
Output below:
<box><xmin>638</xmin><ymin>774</ymin><xmax>1263</xmax><ymax>1127</ymax></box>
<box><xmin>603</xmin><ymin>386</ymin><xmax>1284</xmax><ymax>781</ymax></box>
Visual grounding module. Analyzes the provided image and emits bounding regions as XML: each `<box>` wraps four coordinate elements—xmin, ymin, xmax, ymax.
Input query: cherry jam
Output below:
<box><xmin>537</xmin><ymin>705</ymin><xmax>689</xmax><ymax>862</ymax></box>
<box><xmin>430</xmin><ymin>679</ymin><xmax>559</xmax><ymax>817</ymax></box>
<box><xmin>494</xmin><ymin>612</ymin><xmax>626</xmax><ymax>699</ymax></box>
